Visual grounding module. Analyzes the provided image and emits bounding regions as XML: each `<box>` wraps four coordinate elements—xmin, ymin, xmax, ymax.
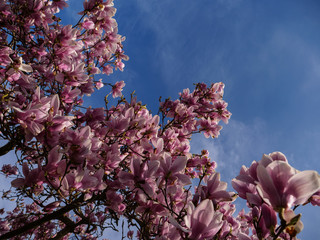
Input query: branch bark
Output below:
<box><xmin>0</xmin><ymin>140</ymin><xmax>14</xmax><ymax>157</ymax></box>
<box><xmin>51</xmin><ymin>217</ymin><xmax>86</xmax><ymax>240</ymax></box>
<box><xmin>0</xmin><ymin>195</ymin><xmax>86</xmax><ymax>239</ymax></box>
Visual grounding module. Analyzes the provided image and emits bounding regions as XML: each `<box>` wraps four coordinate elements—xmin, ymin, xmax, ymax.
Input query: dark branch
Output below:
<box><xmin>0</xmin><ymin>195</ymin><xmax>86</xmax><ymax>240</ymax></box>
<box><xmin>0</xmin><ymin>140</ymin><xmax>14</xmax><ymax>157</ymax></box>
<box><xmin>51</xmin><ymin>218</ymin><xmax>86</xmax><ymax>240</ymax></box>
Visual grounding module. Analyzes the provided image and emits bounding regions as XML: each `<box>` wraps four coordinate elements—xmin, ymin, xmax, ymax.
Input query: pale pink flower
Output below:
<box><xmin>283</xmin><ymin>209</ymin><xmax>304</xmax><ymax>238</ymax></box>
<box><xmin>256</xmin><ymin>160</ymin><xmax>320</xmax><ymax>210</ymax></box>
<box><xmin>118</xmin><ymin>158</ymin><xmax>159</xmax><ymax>197</ymax></box>
<box><xmin>111</xmin><ymin>80</ymin><xmax>125</xmax><ymax>98</ymax></box>
<box><xmin>95</xmin><ymin>79</ymin><xmax>104</xmax><ymax>89</ymax></box>
<box><xmin>184</xmin><ymin>199</ymin><xmax>223</xmax><ymax>240</ymax></box>
<box><xmin>11</xmin><ymin>162</ymin><xmax>44</xmax><ymax>191</ymax></box>
<box><xmin>82</xmin><ymin>18</ymin><xmax>95</xmax><ymax>30</ymax></box>
<box><xmin>200</xmin><ymin>172</ymin><xmax>235</xmax><ymax>203</ymax></box>
<box><xmin>1</xmin><ymin>164</ymin><xmax>18</xmax><ymax>176</ymax></box>
<box><xmin>158</xmin><ymin>153</ymin><xmax>191</xmax><ymax>186</ymax></box>
<box><xmin>102</xmin><ymin>65</ymin><xmax>113</xmax><ymax>75</ymax></box>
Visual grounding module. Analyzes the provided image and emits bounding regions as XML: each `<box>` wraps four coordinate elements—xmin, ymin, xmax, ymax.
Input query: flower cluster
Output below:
<box><xmin>0</xmin><ymin>1</ymin><xmax>319</xmax><ymax>240</ymax></box>
<box><xmin>232</xmin><ymin>152</ymin><xmax>320</xmax><ymax>239</ymax></box>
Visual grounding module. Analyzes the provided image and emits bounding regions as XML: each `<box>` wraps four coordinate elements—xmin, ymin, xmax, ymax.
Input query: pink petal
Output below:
<box><xmin>171</xmin><ymin>156</ymin><xmax>187</xmax><ymax>173</ymax></box>
<box><xmin>11</xmin><ymin>178</ymin><xmax>25</xmax><ymax>188</ymax></box>
<box><xmin>256</xmin><ymin>164</ymin><xmax>282</xmax><ymax>208</ymax></box>
<box><xmin>287</xmin><ymin>170</ymin><xmax>320</xmax><ymax>206</ymax></box>
<box><xmin>194</xmin><ymin>199</ymin><xmax>214</xmax><ymax>226</ymax></box>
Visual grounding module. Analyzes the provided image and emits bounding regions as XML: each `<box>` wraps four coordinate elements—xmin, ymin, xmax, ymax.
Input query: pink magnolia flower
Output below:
<box><xmin>252</xmin><ymin>203</ymin><xmax>278</xmax><ymax>239</ymax></box>
<box><xmin>82</xmin><ymin>18</ymin><xmax>95</xmax><ymax>30</ymax></box>
<box><xmin>95</xmin><ymin>79</ymin><xmax>104</xmax><ymax>90</ymax></box>
<box><xmin>55</xmin><ymin>62</ymin><xmax>88</xmax><ymax>87</ymax></box>
<box><xmin>310</xmin><ymin>190</ymin><xmax>320</xmax><ymax>206</ymax></box>
<box><xmin>43</xmin><ymin>146</ymin><xmax>66</xmax><ymax>179</ymax></box>
<box><xmin>47</xmin><ymin>94</ymin><xmax>74</xmax><ymax>132</ymax></box>
<box><xmin>8</xmin><ymin>56</ymin><xmax>33</xmax><ymax>74</ymax></box>
<box><xmin>11</xmin><ymin>162</ymin><xmax>44</xmax><ymax>192</ymax></box>
<box><xmin>118</xmin><ymin>158</ymin><xmax>160</xmax><ymax>197</ymax></box>
<box><xmin>200</xmin><ymin>172</ymin><xmax>235</xmax><ymax>204</ymax></box>
<box><xmin>198</xmin><ymin>118</ymin><xmax>222</xmax><ymax>138</ymax></box>
<box><xmin>112</xmin><ymin>80</ymin><xmax>125</xmax><ymax>98</ymax></box>
<box><xmin>232</xmin><ymin>151</ymin><xmax>318</xmax><ymax>209</ymax></box>
<box><xmin>1</xmin><ymin>164</ymin><xmax>18</xmax><ymax>176</ymax></box>
<box><xmin>158</xmin><ymin>153</ymin><xmax>191</xmax><ymax>186</ymax></box>
<box><xmin>260</xmin><ymin>203</ymin><xmax>277</xmax><ymax>230</ymax></box>
<box><xmin>282</xmin><ymin>209</ymin><xmax>304</xmax><ymax>238</ymax></box>
<box><xmin>60</xmin><ymin>168</ymin><xmax>106</xmax><ymax>196</ymax></box>
<box><xmin>256</xmin><ymin>160</ymin><xmax>320</xmax><ymax>210</ymax></box>
<box><xmin>184</xmin><ymin>199</ymin><xmax>223</xmax><ymax>240</ymax></box>
<box><xmin>0</xmin><ymin>47</ymin><xmax>13</xmax><ymax>66</ymax></box>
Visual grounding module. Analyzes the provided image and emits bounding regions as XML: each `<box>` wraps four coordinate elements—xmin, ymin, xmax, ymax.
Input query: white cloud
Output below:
<box><xmin>190</xmin><ymin>118</ymin><xmax>272</xmax><ymax>183</ymax></box>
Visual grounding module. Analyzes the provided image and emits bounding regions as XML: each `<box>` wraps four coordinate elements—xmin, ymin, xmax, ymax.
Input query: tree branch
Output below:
<box><xmin>0</xmin><ymin>140</ymin><xmax>14</xmax><ymax>157</ymax></box>
<box><xmin>51</xmin><ymin>217</ymin><xmax>86</xmax><ymax>240</ymax></box>
<box><xmin>0</xmin><ymin>195</ymin><xmax>86</xmax><ymax>239</ymax></box>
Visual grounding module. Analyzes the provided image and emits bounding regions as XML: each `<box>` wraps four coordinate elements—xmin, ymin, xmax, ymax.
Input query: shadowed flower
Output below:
<box><xmin>282</xmin><ymin>209</ymin><xmax>304</xmax><ymax>238</ymax></box>
<box><xmin>112</xmin><ymin>80</ymin><xmax>125</xmax><ymax>98</ymax></box>
<box><xmin>184</xmin><ymin>199</ymin><xmax>223</xmax><ymax>240</ymax></box>
<box><xmin>256</xmin><ymin>160</ymin><xmax>320</xmax><ymax>210</ymax></box>
<box><xmin>200</xmin><ymin>172</ymin><xmax>235</xmax><ymax>204</ymax></box>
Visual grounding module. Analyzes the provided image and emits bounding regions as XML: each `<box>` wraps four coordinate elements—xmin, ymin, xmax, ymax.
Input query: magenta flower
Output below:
<box><xmin>112</xmin><ymin>80</ymin><xmax>125</xmax><ymax>98</ymax></box>
<box><xmin>282</xmin><ymin>209</ymin><xmax>304</xmax><ymax>238</ymax></box>
<box><xmin>256</xmin><ymin>160</ymin><xmax>320</xmax><ymax>210</ymax></box>
<box><xmin>158</xmin><ymin>154</ymin><xmax>191</xmax><ymax>186</ymax></box>
<box><xmin>1</xmin><ymin>164</ymin><xmax>18</xmax><ymax>176</ymax></box>
<box><xmin>82</xmin><ymin>18</ymin><xmax>95</xmax><ymax>30</ymax></box>
<box><xmin>184</xmin><ymin>199</ymin><xmax>223</xmax><ymax>240</ymax></box>
<box><xmin>118</xmin><ymin>158</ymin><xmax>160</xmax><ymax>197</ymax></box>
<box><xmin>11</xmin><ymin>162</ymin><xmax>44</xmax><ymax>190</ymax></box>
<box><xmin>310</xmin><ymin>190</ymin><xmax>320</xmax><ymax>206</ymax></box>
<box><xmin>200</xmin><ymin>172</ymin><xmax>235</xmax><ymax>203</ymax></box>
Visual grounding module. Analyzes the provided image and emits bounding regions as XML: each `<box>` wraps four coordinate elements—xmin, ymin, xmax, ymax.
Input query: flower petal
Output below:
<box><xmin>286</xmin><ymin>170</ymin><xmax>320</xmax><ymax>206</ymax></box>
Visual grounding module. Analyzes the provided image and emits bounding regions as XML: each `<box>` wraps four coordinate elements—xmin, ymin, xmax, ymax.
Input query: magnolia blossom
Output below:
<box><xmin>231</xmin><ymin>152</ymin><xmax>320</xmax><ymax>239</ymax></box>
<box><xmin>232</xmin><ymin>152</ymin><xmax>320</xmax><ymax>211</ymax></box>
<box><xmin>112</xmin><ymin>80</ymin><xmax>125</xmax><ymax>98</ymax></box>
<box><xmin>256</xmin><ymin>160</ymin><xmax>320</xmax><ymax>210</ymax></box>
<box><xmin>200</xmin><ymin>172</ymin><xmax>235</xmax><ymax>204</ymax></box>
<box><xmin>184</xmin><ymin>199</ymin><xmax>223</xmax><ymax>239</ymax></box>
<box><xmin>282</xmin><ymin>209</ymin><xmax>304</xmax><ymax>238</ymax></box>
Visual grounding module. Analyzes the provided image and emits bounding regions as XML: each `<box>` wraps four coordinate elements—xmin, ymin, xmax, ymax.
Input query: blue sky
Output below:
<box><xmin>1</xmin><ymin>0</ymin><xmax>319</xmax><ymax>239</ymax></box>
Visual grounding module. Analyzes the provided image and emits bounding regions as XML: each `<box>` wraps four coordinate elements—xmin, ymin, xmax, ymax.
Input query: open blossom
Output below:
<box><xmin>112</xmin><ymin>80</ymin><xmax>125</xmax><ymax>98</ymax></box>
<box><xmin>256</xmin><ymin>160</ymin><xmax>320</xmax><ymax>210</ymax></box>
<box><xmin>82</xmin><ymin>18</ymin><xmax>95</xmax><ymax>30</ymax></box>
<box><xmin>11</xmin><ymin>162</ymin><xmax>44</xmax><ymax>190</ymax></box>
<box><xmin>1</xmin><ymin>164</ymin><xmax>18</xmax><ymax>176</ymax></box>
<box><xmin>282</xmin><ymin>209</ymin><xmax>304</xmax><ymax>238</ymax></box>
<box><xmin>184</xmin><ymin>199</ymin><xmax>223</xmax><ymax>239</ymax></box>
<box><xmin>232</xmin><ymin>152</ymin><xmax>320</xmax><ymax>211</ymax></box>
<box><xmin>158</xmin><ymin>153</ymin><xmax>191</xmax><ymax>186</ymax></box>
<box><xmin>200</xmin><ymin>172</ymin><xmax>235</xmax><ymax>204</ymax></box>
<box><xmin>95</xmin><ymin>79</ymin><xmax>104</xmax><ymax>89</ymax></box>
<box><xmin>118</xmin><ymin>158</ymin><xmax>160</xmax><ymax>197</ymax></box>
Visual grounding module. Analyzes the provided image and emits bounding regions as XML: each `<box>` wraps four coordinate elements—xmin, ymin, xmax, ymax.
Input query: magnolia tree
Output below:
<box><xmin>0</xmin><ymin>0</ymin><xmax>319</xmax><ymax>239</ymax></box>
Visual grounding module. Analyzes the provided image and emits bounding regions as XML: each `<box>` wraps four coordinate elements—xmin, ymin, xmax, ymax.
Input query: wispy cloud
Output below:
<box><xmin>190</xmin><ymin>118</ymin><xmax>273</xmax><ymax>183</ymax></box>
